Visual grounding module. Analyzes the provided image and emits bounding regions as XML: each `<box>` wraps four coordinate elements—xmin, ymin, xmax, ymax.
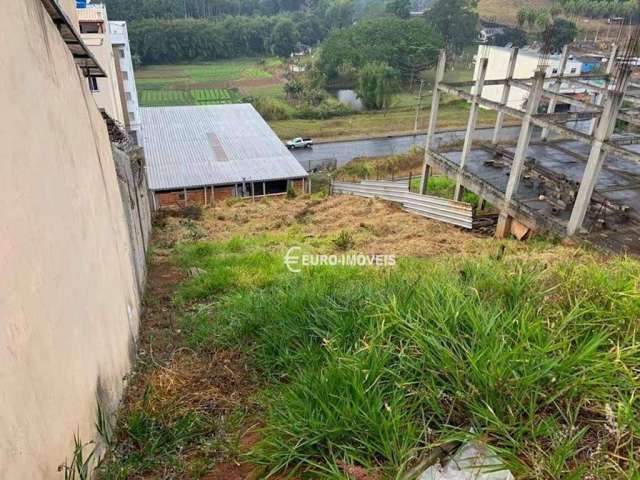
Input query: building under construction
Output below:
<box><xmin>420</xmin><ymin>31</ymin><xmax>640</xmax><ymax>253</ymax></box>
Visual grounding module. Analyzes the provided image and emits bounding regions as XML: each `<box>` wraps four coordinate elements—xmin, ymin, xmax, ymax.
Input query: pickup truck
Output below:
<box><xmin>286</xmin><ymin>137</ymin><xmax>313</xmax><ymax>149</ymax></box>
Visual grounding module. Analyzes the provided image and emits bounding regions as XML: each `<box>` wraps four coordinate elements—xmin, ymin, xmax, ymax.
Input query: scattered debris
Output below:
<box><xmin>419</xmin><ymin>441</ymin><xmax>514</xmax><ymax>480</ymax></box>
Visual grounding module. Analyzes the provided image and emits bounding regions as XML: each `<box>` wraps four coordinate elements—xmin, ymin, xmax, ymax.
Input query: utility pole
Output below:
<box><xmin>413</xmin><ymin>79</ymin><xmax>424</xmax><ymax>144</ymax></box>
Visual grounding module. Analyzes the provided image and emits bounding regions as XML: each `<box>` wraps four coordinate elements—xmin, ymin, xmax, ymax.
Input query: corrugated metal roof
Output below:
<box><xmin>140</xmin><ymin>104</ymin><xmax>308</xmax><ymax>190</ymax></box>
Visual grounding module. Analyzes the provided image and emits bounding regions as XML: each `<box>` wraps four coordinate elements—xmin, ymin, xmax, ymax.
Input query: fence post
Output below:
<box><xmin>408</xmin><ymin>171</ymin><xmax>413</xmax><ymax>192</ymax></box>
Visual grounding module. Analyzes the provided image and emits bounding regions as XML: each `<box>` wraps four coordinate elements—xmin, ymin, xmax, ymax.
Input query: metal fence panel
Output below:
<box><xmin>332</xmin><ymin>180</ymin><xmax>474</xmax><ymax>229</ymax></box>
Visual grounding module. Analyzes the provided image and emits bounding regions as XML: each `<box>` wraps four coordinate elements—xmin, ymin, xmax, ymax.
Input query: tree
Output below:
<box><xmin>270</xmin><ymin>17</ymin><xmax>300</xmax><ymax>57</ymax></box>
<box><xmin>317</xmin><ymin>17</ymin><xmax>442</xmax><ymax>81</ymax></box>
<box><xmin>385</xmin><ymin>0</ymin><xmax>411</xmax><ymax>18</ymax></box>
<box><xmin>489</xmin><ymin>28</ymin><xmax>527</xmax><ymax>48</ymax></box>
<box><xmin>325</xmin><ymin>0</ymin><xmax>355</xmax><ymax>28</ymax></box>
<box><xmin>356</xmin><ymin>62</ymin><xmax>400</xmax><ymax>110</ymax></box>
<box><xmin>548</xmin><ymin>18</ymin><xmax>577</xmax><ymax>52</ymax></box>
<box><xmin>427</xmin><ymin>0</ymin><xmax>478</xmax><ymax>56</ymax></box>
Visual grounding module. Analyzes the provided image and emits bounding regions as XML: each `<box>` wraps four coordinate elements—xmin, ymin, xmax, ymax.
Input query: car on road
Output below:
<box><xmin>286</xmin><ymin>137</ymin><xmax>313</xmax><ymax>149</ymax></box>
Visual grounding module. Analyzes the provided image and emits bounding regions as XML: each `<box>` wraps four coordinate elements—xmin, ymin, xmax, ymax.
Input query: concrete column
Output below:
<box><xmin>420</xmin><ymin>50</ymin><xmax>446</xmax><ymax>194</ymax></box>
<box><xmin>567</xmin><ymin>89</ymin><xmax>628</xmax><ymax>235</ymax></box>
<box><xmin>492</xmin><ymin>48</ymin><xmax>519</xmax><ymax>145</ymax></box>
<box><xmin>496</xmin><ymin>70</ymin><xmax>546</xmax><ymax>238</ymax></box>
<box><xmin>454</xmin><ymin>57</ymin><xmax>489</xmax><ymax>201</ymax></box>
<box><xmin>541</xmin><ymin>45</ymin><xmax>570</xmax><ymax>141</ymax></box>
<box><xmin>589</xmin><ymin>44</ymin><xmax>618</xmax><ymax>136</ymax></box>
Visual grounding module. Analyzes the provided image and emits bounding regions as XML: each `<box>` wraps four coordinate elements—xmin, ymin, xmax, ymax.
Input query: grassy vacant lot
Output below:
<box><xmin>98</xmin><ymin>195</ymin><xmax>640</xmax><ymax>480</ymax></box>
<box><xmin>135</xmin><ymin>58</ymin><xmax>284</xmax><ymax>107</ymax></box>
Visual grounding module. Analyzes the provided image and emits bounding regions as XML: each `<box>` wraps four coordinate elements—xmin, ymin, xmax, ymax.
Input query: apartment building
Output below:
<box><xmin>109</xmin><ymin>21</ymin><xmax>143</xmax><ymax>144</ymax></box>
<box><xmin>77</xmin><ymin>3</ymin><xmax>125</xmax><ymax>124</ymax></box>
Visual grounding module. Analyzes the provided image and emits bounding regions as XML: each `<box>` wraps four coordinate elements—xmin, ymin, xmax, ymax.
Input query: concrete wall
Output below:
<box><xmin>0</xmin><ymin>1</ymin><xmax>146</xmax><ymax>477</ymax></box>
<box><xmin>112</xmin><ymin>146</ymin><xmax>153</xmax><ymax>294</ymax></box>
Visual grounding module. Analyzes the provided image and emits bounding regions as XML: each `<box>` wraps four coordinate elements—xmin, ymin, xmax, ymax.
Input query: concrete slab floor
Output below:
<box><xmin>439</xmin><ymin>139</ymin><xmax>640</xmax><ymax>254</ymax></box>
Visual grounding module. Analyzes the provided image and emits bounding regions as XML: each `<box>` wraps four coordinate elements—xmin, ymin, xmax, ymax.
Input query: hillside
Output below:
<box><xmin>478</xmin><ymin>0</ymin><xmax>607</xmax><ymax>31</ymax></box>
<box><xmin>97</xmin><ymin>195</ymin><xmax>640</xmax><ymax>479</ymax></box>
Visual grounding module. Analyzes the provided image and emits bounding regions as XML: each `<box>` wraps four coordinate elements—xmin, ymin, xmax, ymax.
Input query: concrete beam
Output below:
<box><xmin>454</xmin><ymin>57</ymin><xmax>489</xmax><ymax>201</ymax></box>
<box><xmin>590</xmin><ymin>44</ymin><xmax>619</xmax><ymax>135</ymax></box>
<box><xmin>568</xmin><ymin>80</ymin><xmax>631</xmax><ymax>235</ymax></box>
<box><xmin>493</xmin><ymin>48</ymin><xmax>519</xmax><ymax>145</ymax></box>
<box><xmin>496</xmin><ymin>70</ymin><xmax>546</xmax><ymax>238</ymax></box>
<box><xmin>439</xmin><ymin>81</ymin><xmax>640</xmax><ymax>164</ymax></box>
<box><xmin>510</xmin><ymin>79</ymin><xmax>601</xmax><ymax>111</ymax></box>
<box><xmin>541</xmin><ymin>45</ymin><xmax>570</xmax><ymax>141</ymax></box>
<box><xmin>420</xmin><ymin>50</ymin><xmax>446</xmax><ymax>194</ymax></box>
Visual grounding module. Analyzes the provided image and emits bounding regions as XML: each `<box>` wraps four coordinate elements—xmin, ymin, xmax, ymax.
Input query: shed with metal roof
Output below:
<box><xmin>140</xmin><ymin>104</ymin><xmax>308</xmax><ymax>207</ymax></box>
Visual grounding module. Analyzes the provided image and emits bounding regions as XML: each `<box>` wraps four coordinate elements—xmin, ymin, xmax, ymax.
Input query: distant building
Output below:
<box><xmin>76</xmin><ymin>4</ymin><xmax>126</xmax><ymax>124</ymax></box>
<box><xmin>109</xmin><ymin>21</ymin><xmax>142</xmax><ymax>144</ymax></box>
<box><xmin>474</xmin><ymin>46</ymin><xmax>588</xmax><ymax>111</ymax></box>
<box><xmin>141</xmin><ymin>104</ymin><xmax>309</xmax><ymax>208</ymax></box>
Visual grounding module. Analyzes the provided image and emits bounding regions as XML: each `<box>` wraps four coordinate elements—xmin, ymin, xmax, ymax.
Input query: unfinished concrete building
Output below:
<box><xmin>420</xmin><ymin>34</ymin><xmax>640</xmax><ymax>253</ymax></box>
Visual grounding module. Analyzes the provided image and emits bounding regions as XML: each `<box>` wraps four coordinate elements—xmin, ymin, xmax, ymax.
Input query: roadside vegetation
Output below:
<box><xmin>334</xmin><ymin>147</ymin><xmax>483</xmax><ymax>206</ymax></box>
<box><xmin>98</xmin><ymin>196</ymin><xmax>640</xmax><ymax>479</ymax></box>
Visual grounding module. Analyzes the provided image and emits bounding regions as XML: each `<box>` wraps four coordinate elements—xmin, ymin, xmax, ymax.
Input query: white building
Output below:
<box><xmin>109</xmin><ymin>21</ymin><xmax>142</xmax><ymax>145</ymax></box>
<box><xmin>77</xmin><ymin>4</ymin><xmax>125</xmax><ymax>124</ymax></box>
<box><xmin>473</xmin><ymin>46</ymin><xmax>587</xmax><ymax>111</ymax></box>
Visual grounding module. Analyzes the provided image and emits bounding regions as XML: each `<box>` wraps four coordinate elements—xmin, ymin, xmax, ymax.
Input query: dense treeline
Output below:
<box><xmin>106</xmin><ymin>0</ymin><xmax>357</xmax><ymax>64</ymax></box>
<box><xmin>559</xmin><ymin>0</ymin><xmax>640</xmax><ymax>19</ymax></box>
<box><xmin>103</xmin><ymin>0</ymin><xmax>308</xmax><ymax>21</ymax></box>
<box><xmin>129</xmin><ymin>15</ymin><xmax>321</xmax><ymax>63</ymax></box>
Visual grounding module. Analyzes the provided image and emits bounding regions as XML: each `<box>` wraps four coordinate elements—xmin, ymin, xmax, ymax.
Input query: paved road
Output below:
<box><xmin>291</xmin><ymin>126</ymin><xmax>523</xmax><ymax>169</ymax></box>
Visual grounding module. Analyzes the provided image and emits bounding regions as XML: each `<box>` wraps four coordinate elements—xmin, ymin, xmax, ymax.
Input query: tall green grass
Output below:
<box><xmin>178</xmin><ymin>243</ymin><xmax>640</xmax><ymax>479</ymax></box>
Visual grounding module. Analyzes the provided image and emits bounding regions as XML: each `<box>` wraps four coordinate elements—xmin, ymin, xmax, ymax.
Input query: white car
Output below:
<box><xmin>286</xmin><ymin>137</ymin><xmax>313</xmax><ymax>149</ymax></box>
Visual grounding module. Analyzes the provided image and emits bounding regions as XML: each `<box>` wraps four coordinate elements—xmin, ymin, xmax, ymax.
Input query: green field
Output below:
<box><xmin>135</xmin><ymin>57</ymin><xmax>283</xmax><ymax>107</ymax></box>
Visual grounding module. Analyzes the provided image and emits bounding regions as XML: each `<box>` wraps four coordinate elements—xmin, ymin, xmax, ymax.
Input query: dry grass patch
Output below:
<box><xmin>157</xmin><ymin>195</ymin><xmax>487</xmax><ymax>258</ymax></box>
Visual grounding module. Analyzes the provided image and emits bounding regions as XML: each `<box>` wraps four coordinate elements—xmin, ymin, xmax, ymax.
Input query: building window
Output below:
<box><xmin>79</xmin><ymin>21</ymin><xmax>103</xmax><ymax>34</ymax></box>
<box><xmin>128</xmin><ymin>112</ymin><xmax>135</xmax><ymax>122</ymax></box>
<box><xmin>122</xmin><ymin>71</ymin><xmax>129</xmax><ymax>80</ymax></box>
<box><xmin>88</xmin><ymin>76</ymin><xmax>99</xmax><ymax>92</ymax></box>
<box><xmin>119</xmin><ymin>49</ymin><xmax>125</xmax><ymax>59</ymax></box>
<box><xmin>570</xmin><ymin>67</ymin><xmax>577</xmax><ymax>74</ymax></box>
<box><xmin>126</xmin><ymin>92</ymin><xmax>132</xmax><ymax>101</ymax></box>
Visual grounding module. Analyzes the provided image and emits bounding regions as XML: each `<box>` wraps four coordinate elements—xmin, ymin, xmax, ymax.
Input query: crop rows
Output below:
<box><xmin>139</xmin><ymin>89</ymin><xmax>237</xmax><ymax>107</ymax></box>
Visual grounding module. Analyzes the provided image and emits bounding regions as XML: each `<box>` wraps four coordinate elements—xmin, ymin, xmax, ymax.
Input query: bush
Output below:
<box><xmin>296</xmin><ymin>97</ymin><xmax>357</xmax><ymax>120</ymax></box>
<box><xmin>245</xmin><ymin>96</ymin><xmax>293</xmax><ymax>121</ymax></box>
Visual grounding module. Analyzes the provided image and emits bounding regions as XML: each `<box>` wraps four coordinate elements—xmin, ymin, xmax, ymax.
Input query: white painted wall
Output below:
<box><xmin>473</xmin><ymin>46</ymin><xmax>584</xmax><ymax>110</ymax></box>
<box><xmin>0</xmin><ymin>1</ymin><xmax>142</xmax><ymax>477</ymax></box>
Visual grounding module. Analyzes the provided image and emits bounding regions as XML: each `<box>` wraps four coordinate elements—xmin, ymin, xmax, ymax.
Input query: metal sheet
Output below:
<box><xmin>332</xmin><ymin>180</ymin><xmax>474</xmax><ymax>229</ymax></box>
<box><xmin>141</xmin><ymin>104</ymin><xmax>309</xmax><ymax>190</ymax></box>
